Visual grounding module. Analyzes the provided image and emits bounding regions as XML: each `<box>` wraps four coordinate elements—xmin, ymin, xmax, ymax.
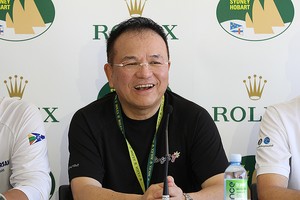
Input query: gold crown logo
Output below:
<box><xmin>124</xmin><ymin>0</ymin><xmax>148</xmax><ymax>17</ymax></box>
<box><xmin>243</xmin><ymin>75</ymin><xmax>267</xmax><ymax>100</ymax></box>
<box><xmin>4</xmin><ymin>75</ymin><xmax>28</xmax><ymax>99</ymax></box>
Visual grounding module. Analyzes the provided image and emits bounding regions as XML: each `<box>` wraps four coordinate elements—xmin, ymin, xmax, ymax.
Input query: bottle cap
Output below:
<box><xmin>230</xmin><ymin>154</ymin><xmax>242</xmax><ymax>162</ymax></box>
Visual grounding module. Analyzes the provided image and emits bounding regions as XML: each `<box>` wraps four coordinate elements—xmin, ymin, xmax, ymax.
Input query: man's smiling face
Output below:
<box><xmin>104</xmin><ymin>29</ymin><xmax>170</xmax><ymax>119</ymax></box>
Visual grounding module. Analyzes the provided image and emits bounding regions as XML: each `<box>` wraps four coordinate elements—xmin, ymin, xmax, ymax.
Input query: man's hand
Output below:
<box><xmin>142</xmin><ymin>176</ymin><xmax>184</xmax><ymax>200</ymax></box>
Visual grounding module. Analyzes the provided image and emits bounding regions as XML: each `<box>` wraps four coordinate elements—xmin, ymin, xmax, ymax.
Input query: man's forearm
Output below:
<box><xmin>73</xmin><ymin>185</ymin><xmax>142</xmax><ymax>200</ymax></box>
<box><xmin>2</xmin><ymin>189</ymin><xmax>28</xmax><ymax>200</ymax></box>
<box><xmin>189</xmin><ymin>184</ymin><xmax>224</xmax><ymax>200</ymax></box>
<box><xmin>259</xmin><ymin>186</ymin><xmax>300</xmax><ymax>200</ymax></box>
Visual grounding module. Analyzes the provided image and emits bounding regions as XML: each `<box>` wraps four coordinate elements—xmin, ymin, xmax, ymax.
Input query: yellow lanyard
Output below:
<box><xmin>114</xmin><ymin>95</ymin><xmax>165</xmax><ymax>193</ymax></box>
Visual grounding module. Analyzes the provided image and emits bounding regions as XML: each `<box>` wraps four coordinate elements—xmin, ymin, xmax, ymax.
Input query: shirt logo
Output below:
<box><xmin>28</xmin><ymin>132</ymin><xmax>46</xmax><ymax>145</ymax></box>
<box><xmin>0</xmin><ymin>160</ymin><xmax>9</xmax><ymax>173</ymax></box>
<box><xmin>155</xmin><ymin>151</ymin><xmax>180</xmax><ymax>164</ymax></box>
<box><xmin>264</xmin><ymin>137</ymin><xmax>270</xmax><ymax>144</ymax></box>
<box><xmin>257</xmin><ymin>136</ymin><xmax>273</xmax><ymax>148</ymax></box>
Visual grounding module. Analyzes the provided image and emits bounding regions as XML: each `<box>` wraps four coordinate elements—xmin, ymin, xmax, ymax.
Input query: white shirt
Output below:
<box><xmin>0</xmin><ymin>97</ymin><xmax>51</xmax><ymax>199</ymax></box>
<box><xmin>256</xmin><ymin>96</ymin><xmax>300</xmax><ymax>190</ymax></box>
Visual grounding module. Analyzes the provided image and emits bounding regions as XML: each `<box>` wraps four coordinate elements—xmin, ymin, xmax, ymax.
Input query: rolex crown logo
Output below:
<box><xmin>243</xmin><ymin>75</ymin><xmax>267</xmax><ymax>100</ymax></box>
<box><xmin>124</xmin><ymin>0</ymin><xmax>148</xmax><ymax>17</ymax></box>
<box><xmin>4</xmin><ymin>75</ymin><xmax>28</xmax><ymax>99</ymax></box>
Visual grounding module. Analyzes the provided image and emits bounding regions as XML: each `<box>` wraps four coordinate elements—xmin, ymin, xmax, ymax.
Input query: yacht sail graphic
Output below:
<box><xmin>5</xmin><ymin>0</ymin><xmax>45</xmax><ymax>34</ymax></box>
<box><xmin>246</xmin><ymin>0</ymin><xmax>284</xmax><ymax>34</ymax></box>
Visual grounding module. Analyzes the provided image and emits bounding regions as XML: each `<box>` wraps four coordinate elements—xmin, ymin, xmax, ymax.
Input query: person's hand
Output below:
<box><xmin>141</xmin><ymin>176</ymin><xmax>184</xmax><ymax>200</ymax></box>
<box><xmin>166</xmin><ymin>176</ymin><xmax>184</xmax><ymax>200</ymax></box>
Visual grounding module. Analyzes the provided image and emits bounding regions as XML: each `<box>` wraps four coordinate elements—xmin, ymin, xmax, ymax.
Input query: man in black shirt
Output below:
<box><xmin>68</xmin><ymin>17</ymin><xmax>228</xmax><ymax>200</ymax></box>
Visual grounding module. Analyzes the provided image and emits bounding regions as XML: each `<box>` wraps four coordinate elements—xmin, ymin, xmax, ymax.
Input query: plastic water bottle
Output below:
<box><xmin>224</xmin><ymin>154</ymin><xmax>248</xmax><ymax>200</ymax></box>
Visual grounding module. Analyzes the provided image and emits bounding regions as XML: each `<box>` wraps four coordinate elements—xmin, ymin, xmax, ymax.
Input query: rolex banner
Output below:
<box><xmin>1</xmin><ymin>0</ymin><xmax>299</xmax><ymax>199</ymax></box>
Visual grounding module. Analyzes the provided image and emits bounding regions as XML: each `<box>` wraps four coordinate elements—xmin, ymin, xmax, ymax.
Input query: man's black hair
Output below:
<box><xmin>106</xmin><ymin>17</ymin><xmax>169</xmax><ymax>63</ymax></box>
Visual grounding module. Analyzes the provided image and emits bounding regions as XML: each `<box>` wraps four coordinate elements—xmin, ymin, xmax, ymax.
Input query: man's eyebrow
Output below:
<box><xmin>148</xmin><ymin>54</ymin><xmax>163</xmax><ymax>59</ymax></box>
<box><xmin>121</xmin><ymin>56</ymin><xmax>138</xmax><ymax>62</ymax></box>
<box><xmin>120</xmin><ymin>54</ymin><xmax>163</xmax><ymax>61</ymax></box>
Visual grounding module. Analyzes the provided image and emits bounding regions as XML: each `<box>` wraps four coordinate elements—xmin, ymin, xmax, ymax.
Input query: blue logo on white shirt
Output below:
<box><xmin>264</xmin><ymin>137</ymin><xmax>270</xmax><ymax>144</ymax></box>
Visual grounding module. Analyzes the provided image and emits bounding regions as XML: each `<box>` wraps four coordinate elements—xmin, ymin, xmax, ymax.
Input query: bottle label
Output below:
<box><xmin>224</xmin><ymin>179</ymin><xmax>247</xmax><ymax>200</ymax></box>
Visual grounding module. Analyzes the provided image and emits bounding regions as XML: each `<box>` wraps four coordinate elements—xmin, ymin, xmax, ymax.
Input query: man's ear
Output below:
<box><xmin>104</xmin><ymin>63</ymin><xmax>114</xmax><ymax>88</ymax></box>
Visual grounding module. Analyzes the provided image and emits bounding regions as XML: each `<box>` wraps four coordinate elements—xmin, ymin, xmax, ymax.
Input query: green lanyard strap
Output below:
<box><xmin>114</xmin><ymin>95</ymin><xmax>165</xmax><ymax>193</ymax></box>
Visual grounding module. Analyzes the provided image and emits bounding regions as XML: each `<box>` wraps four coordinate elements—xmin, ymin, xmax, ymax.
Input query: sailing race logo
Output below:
<box><xmin>0</xmin><ymin>0</ymin><xmax>55</xmax><ymax>41</ymax></box>
<box><xmin>216</xmin><ymin>0</ymin><xmax>294</xmax><ymax>41</ymax></box>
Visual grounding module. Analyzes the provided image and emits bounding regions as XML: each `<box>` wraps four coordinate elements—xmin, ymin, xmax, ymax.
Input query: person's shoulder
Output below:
<box><xmin>0</xmin><ymin>97</ymin><xmax>41</xmax><ymax>128</ymax></box>
<box><xmin>269</xmin><ymin>96</ymin><xmax>300</xmax><ymax>112</ymax></box>
<box><xmin>166</xmin><ymin>90</ymin><xmax>208</xmax><ymax>113</ymax></box>
<box><xmin>264</xmin><ymin>96</ymin><xmax>300</xmax><ymax>120</ymax></box>
<box><xmin>74</xmin><ymin>92</ymin><xmax>115</xmax><ymax>114</ymax></box>
<box><xmin>0</xmin><ymin>97</ymin><xmax>37</xmax><ymax>113</ymax></box>
<box><xmin>283</xmin><ymin>96</ymin><xmax>300</xmax><ymax>107</ymax></box>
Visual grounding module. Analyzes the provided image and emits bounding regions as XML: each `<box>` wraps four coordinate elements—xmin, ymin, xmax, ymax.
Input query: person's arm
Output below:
<box><xmin>255</xmin><ymin>105</ymin><xmax>299</xmax><ymax>200</ymax></box>
<box><xmin>177</xmin><ymin>107</ymin><xmax>227</xmax><ymax>200</ymax></box>
<box><xmin>9</xmin><ymin>101</ymin><xmax>51</xmax><ymax>200</ymax></box>
<box><xmin>72</xmin><ymin>173</ymin><xmax>224</xmax><ymax>200</ymax></box>
<box><xmin>2</xmin><ymin>189</ymin><xmax>28</xmax><ymax>200</ymax></box>
<box><xmin>71</xmin><ymin>177</ymin><xmax>142</xmax><ymax>200</ymax></box>
<box><xmin>180</xmin><ymin>173</ymin><xmax>224</xmax><ymax>200</ymax></box>
<box><xmin>71</xmin><ymin>176</ymin><xmax>177</xmax><ymax>200</ymax></box>
<box><xmin>152</xmin><ymin>174</ymin><xmax>224</xmax><ymax>200</ymax></box>
<box><xmin>257</xmin><ymin>173</ymin><xmax>300</xmax><ymax>200</ymax></box>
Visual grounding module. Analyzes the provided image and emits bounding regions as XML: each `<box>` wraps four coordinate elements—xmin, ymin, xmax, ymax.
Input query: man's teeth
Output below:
<box><xmin>135</xmin><ymin>84</ymin><xmax>154</xmax><ymax>89</ymax></box>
